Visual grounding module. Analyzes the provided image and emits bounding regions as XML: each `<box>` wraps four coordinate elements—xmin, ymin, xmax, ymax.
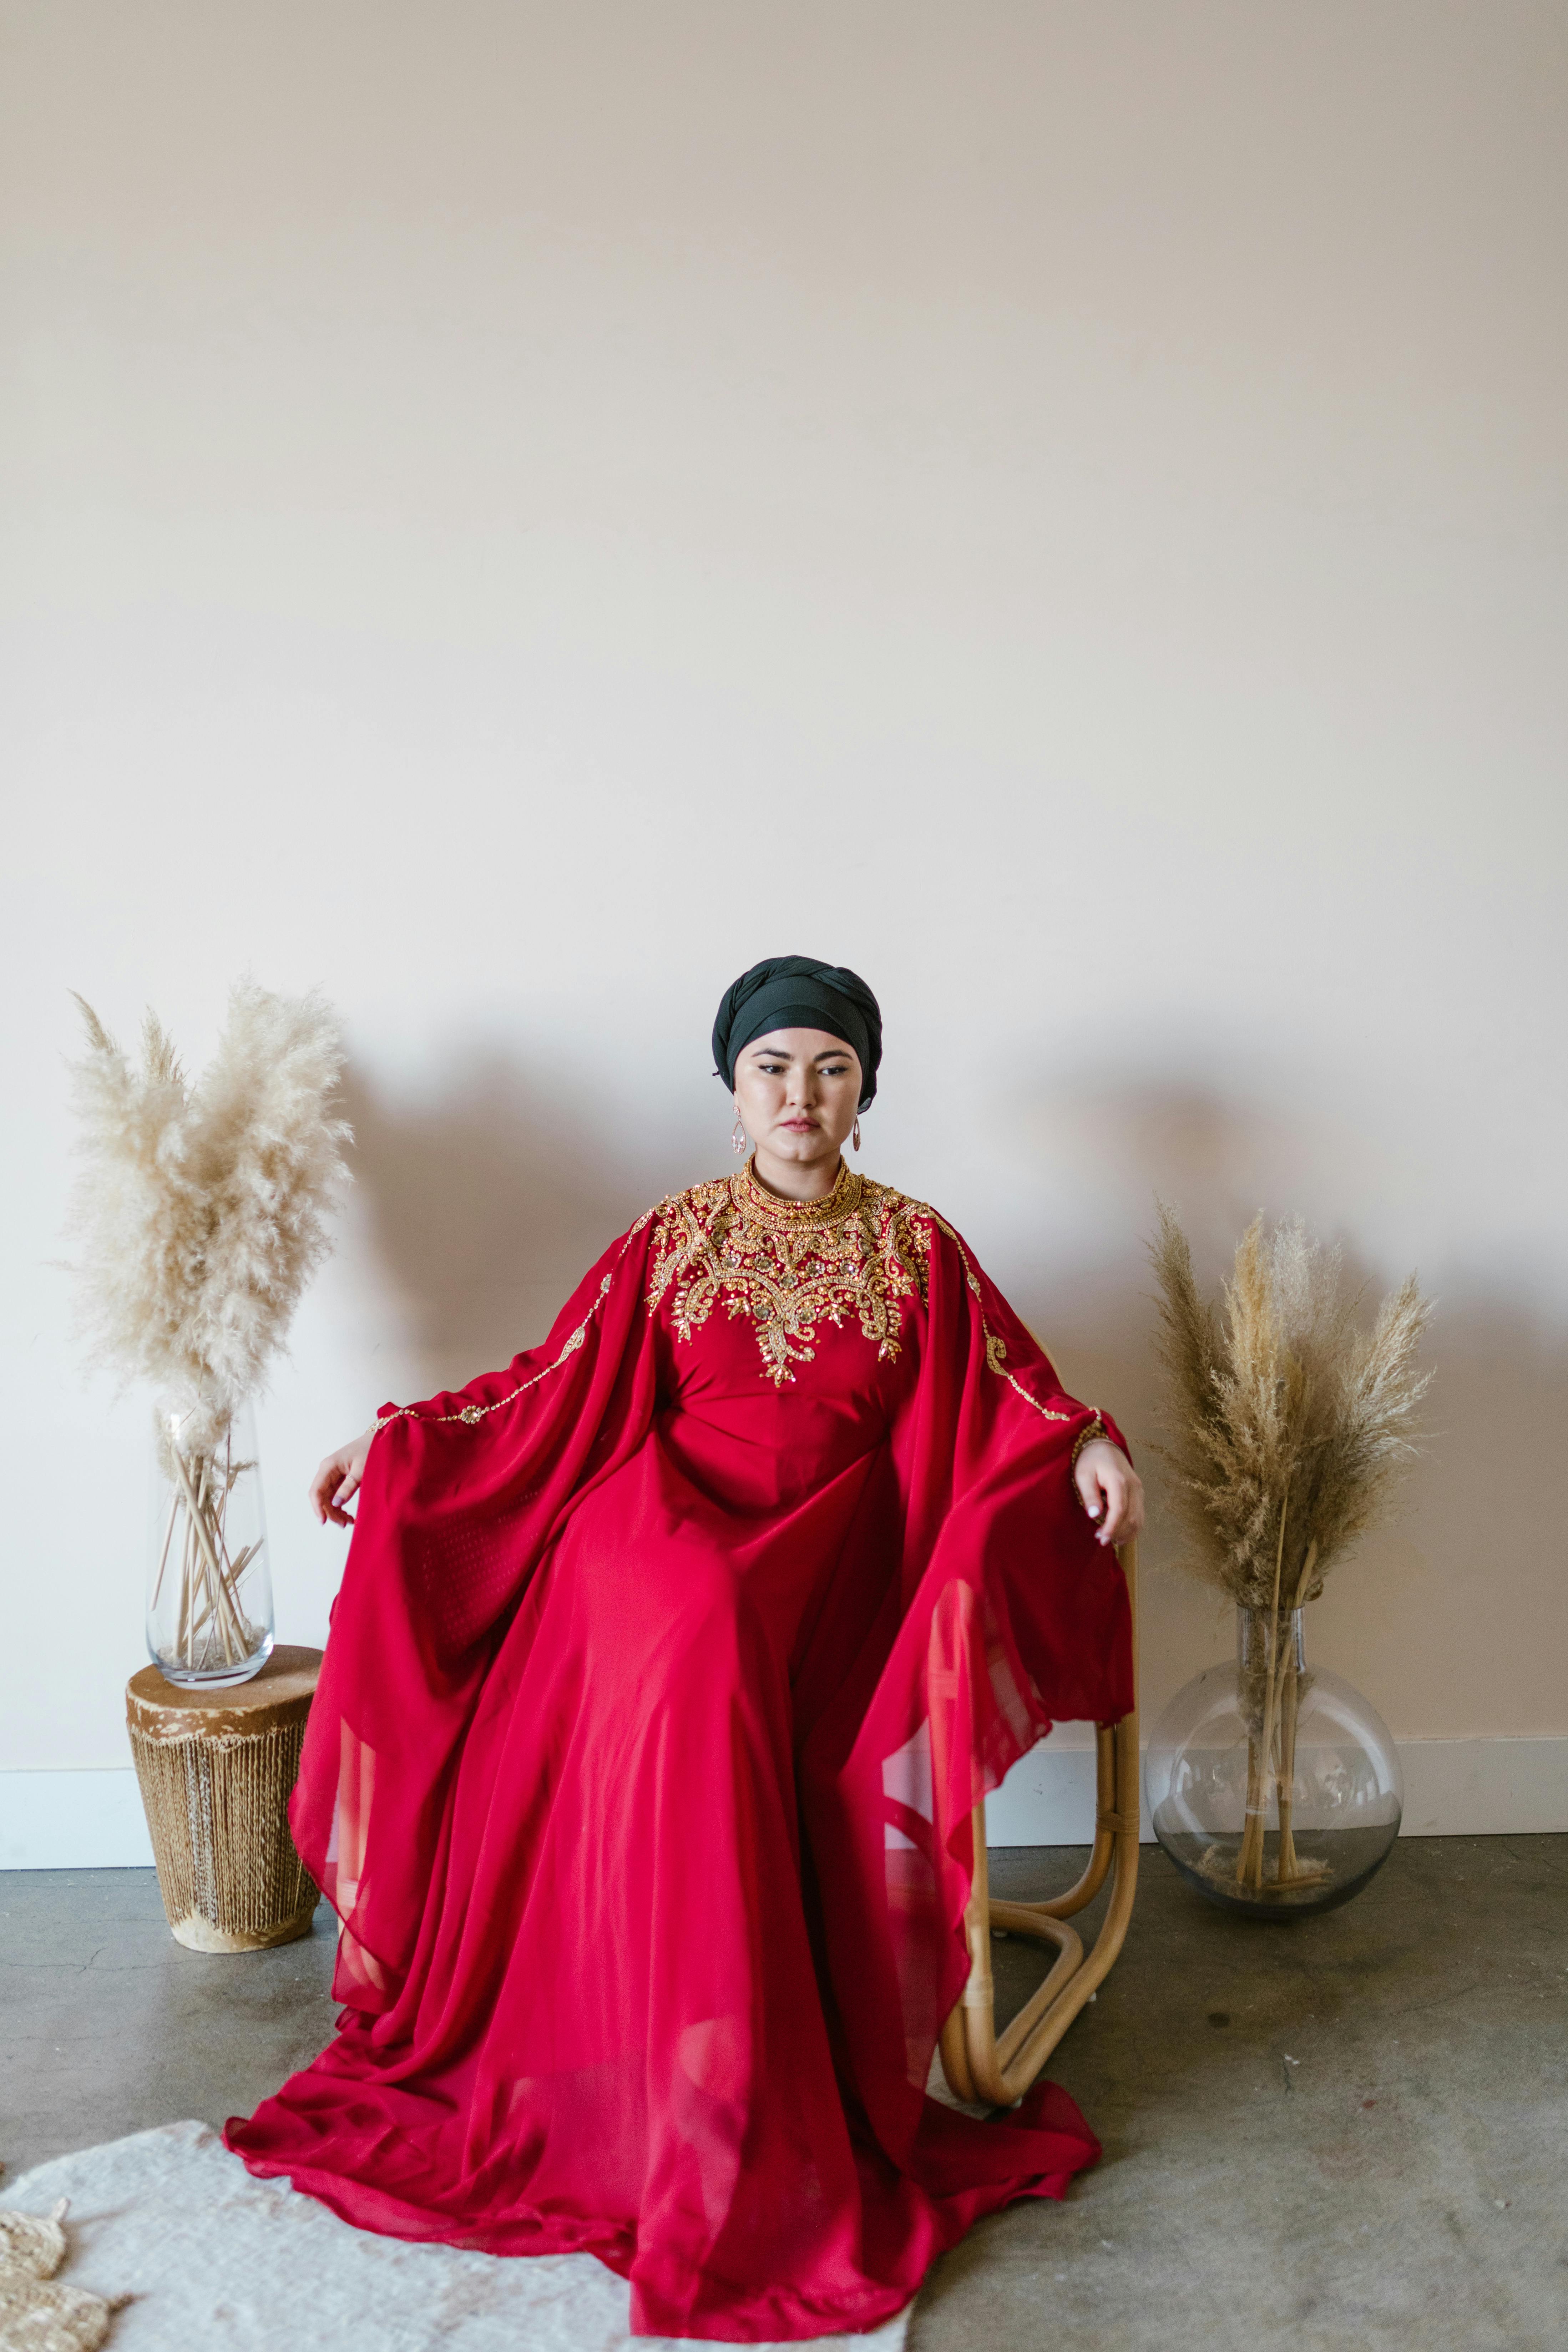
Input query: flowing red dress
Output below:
<box><xmin>226</xmin><ymin>1161</ymin><xmax>1133</xmax><ymax>2340</ymax></box>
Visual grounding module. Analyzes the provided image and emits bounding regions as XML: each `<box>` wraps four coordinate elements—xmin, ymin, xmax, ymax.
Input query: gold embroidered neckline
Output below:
<box><xmin>731</xmin><ymin>1156</ymin><xmax>862</xmax><ymax>1227</ymax></box>
<box><xmin>648</xmin><ymin>1164</ymin><xmax>930</xmax><ymax>1385</ymax></box>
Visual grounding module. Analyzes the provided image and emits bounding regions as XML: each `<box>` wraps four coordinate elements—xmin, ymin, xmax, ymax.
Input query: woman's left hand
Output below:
<box><xmin>1074</xmin><ymin>1438</ymin><xmax>1145</xmax><ymax>1548</ymax></box>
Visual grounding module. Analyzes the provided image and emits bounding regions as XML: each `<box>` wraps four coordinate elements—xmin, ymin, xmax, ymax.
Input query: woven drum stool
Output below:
<box><xmin>126</xmin><ymin>1645</ymin><xmax>322</xmax><ymax>1953</ymax></box>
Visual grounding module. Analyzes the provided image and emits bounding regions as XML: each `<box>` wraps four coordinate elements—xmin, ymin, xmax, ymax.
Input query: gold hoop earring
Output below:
<box><xmin>851</xmin><ymin>1115</ymin><xmax>861</xmax><ymax>1153</ymax></box>
<box><xmin>732</xmin><ymin>1109</ymin><xmax>747</xmax><ymax>1155</ymax></box>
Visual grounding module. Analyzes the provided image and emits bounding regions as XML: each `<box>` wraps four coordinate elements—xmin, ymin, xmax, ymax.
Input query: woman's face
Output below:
<box><xmin>733</xmin><ymin>1029</ymin><xmax>862</xmax><ymax>1172</ymax></box>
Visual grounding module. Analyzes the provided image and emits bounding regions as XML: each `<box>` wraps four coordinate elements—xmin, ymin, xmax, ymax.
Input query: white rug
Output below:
<box><xmin>0</xmin><ymin>2123</ymin><xmax>911</xmax><ymax>2352</ymax></box>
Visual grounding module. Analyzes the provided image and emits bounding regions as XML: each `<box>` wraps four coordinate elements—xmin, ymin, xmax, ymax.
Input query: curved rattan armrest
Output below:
<box><xmin>939</xmin><ymin>1538</ymin><xmax>1139</xmax><ymax>2108</ymax></box>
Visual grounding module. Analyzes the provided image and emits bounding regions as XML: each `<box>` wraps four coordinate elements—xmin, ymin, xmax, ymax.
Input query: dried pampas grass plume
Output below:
<box><xmin>1148</xmin><ymin>1201</ymin><xmax>1431</xmax><ymax>1898</ymax></box>
<box><xmin>66</xmin><ymin>982</ymin><xmax>351</xmax><ymax>1453</ymax></box>
<box><xmin>1148</xmin><ymin>1200</ymin><xmax>1433</xmax><ymax>1612</ymax></box>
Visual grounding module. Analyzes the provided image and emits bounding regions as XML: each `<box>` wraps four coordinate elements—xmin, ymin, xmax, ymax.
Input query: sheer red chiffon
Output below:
<box><xmin>226</xmin><ymin>1168</ymin><xmax>1132</xmax><ymax>2340</ymax></box>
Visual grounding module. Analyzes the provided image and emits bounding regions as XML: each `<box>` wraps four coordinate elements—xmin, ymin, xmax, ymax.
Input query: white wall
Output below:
<box><xmin>3</xmin><ymin>5</ymin><xmax>1564</xmax><ymax>1818</ymax></box>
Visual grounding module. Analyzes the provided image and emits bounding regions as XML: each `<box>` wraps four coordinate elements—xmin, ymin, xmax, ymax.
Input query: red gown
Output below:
<box><xmin>226</xmin><ymin>1161</ymin><xmax>1133</xmax><ymax>2340</ymax></box>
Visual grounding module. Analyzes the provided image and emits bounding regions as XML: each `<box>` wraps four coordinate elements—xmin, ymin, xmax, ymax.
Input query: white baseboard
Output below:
<box><xmin>1</xmin><ymin>1739</ymin><xmax>1563</xmax><ymax>1869</ymax></box>
<box><xmin>985</xmin><ymin>1733</ymin><xmax>1140</xmax><ymax>1846</ymax></box>
<box><xmin>987</xmin><ymin>1731</ymin><xmax>1567</xmax><ymax>1846</ymax></box>
<box><xmin>1395</xmin><ymin>1736</ymin><xmax>1567</xmax><ymax>1838</ymax></box>
<box><xmin>1</xmin><ymin>1770</ymin><xmax>156</xmax><ymax>1869</ymax></box>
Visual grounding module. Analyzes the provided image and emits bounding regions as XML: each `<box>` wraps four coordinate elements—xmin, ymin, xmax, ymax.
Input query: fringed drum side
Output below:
<box><xmin>125</xmin><ymin>1644</ymin><xmax>323</xmax><ymax>1954</ymax></box>
<box><xmin>128</xmin><ymin>1722</ymin><xmax>319</xmax><ymax>1951</ymax></box>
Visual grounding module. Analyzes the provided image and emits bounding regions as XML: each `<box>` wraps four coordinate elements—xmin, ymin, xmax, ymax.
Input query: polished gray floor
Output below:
<box><xmin>4</xmin><ymin>1839</ymin><xmax>1564</xmax><ymax>2351</ymax></box>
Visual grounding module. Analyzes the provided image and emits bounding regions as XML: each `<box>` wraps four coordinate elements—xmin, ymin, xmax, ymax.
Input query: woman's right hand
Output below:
<box><xmin>310</xmin><ymin>1427</ymin><xmax>379</xmax><ymax>1527</ymax></box>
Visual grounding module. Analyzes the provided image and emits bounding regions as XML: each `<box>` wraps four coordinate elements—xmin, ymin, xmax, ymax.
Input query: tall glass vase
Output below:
<box><xmin>1145</xmin><ymin>1605</ymin><xmax>1402</xmax><ymax>1918</ymax></box>
<box><xmin>147</xmin><ymin>1400</ymin><xmax>274</xmax><ymax>1686</ymax></box>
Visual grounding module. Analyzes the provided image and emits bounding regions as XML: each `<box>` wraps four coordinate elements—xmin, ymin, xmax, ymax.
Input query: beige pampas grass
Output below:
<box><xmin>66</xmin><ymin>982</ymin><xmax>351</xmax><ymax>1452</ymax></box>
<box><xmin>1149</xmin><ymin>1202</ymin><xmax>1432</xmax><ymax>1893</ymax></box>
<box><xmin>1149</xmin><ymin>1203</ymin><xmax>1432</xmax><ymax>1612</ymax></box>
<box><xmin>65</xmin><ymin>982</ymin><xmax>350</xmax><ymax>1675</ymax></box>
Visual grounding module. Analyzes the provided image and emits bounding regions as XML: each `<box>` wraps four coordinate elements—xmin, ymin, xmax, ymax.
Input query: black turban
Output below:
<box><xmin>712</xmin><ymin>955</ymin><xmax>883</xmax><ymax>1111</ymax></box>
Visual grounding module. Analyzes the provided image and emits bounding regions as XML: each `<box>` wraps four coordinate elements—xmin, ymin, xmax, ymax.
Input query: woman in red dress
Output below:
<box><xmin>226</xmin><ymin>956</ymin><xmax>1143</xmax><ymax>2341</ymax></box>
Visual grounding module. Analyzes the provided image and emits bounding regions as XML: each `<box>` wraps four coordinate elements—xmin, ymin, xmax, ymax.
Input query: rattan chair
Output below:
<box><xmin>938</xmin><ymin>1537</ymin><xmax>1139</xmax><ymax>2107</ymax></box>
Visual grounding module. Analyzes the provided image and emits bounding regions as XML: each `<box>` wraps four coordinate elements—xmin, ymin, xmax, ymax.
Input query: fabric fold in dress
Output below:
<box><xmin>226</xmin><ymin>1160</ymin><xmax>1133</xmax><ymax>2340</ymax></box>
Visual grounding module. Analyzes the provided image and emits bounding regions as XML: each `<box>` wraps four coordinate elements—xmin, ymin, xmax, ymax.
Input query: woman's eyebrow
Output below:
<box><xmin>742</xmin><ymin>1043</ymin><xmax>851</xmax><ymax>1061</ymax></box>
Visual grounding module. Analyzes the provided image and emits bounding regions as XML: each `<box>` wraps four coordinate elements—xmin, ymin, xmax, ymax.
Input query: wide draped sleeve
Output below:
<box><xmin>289</xmin><ymin>1210</ymin><xmax>663</xmax><ymax>2008</ymax></box>
<box><xmin>797</xmin><ymin>1208</ymin><xmax>1134</xmax><ymax>2180</ymax></box>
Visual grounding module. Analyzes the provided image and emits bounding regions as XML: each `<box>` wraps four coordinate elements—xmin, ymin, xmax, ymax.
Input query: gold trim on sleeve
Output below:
<box><xmin>1071</xmin><ymin>1414</ymin><xmax>1111</xmax><ymax>1470</ymax></box>
<box><xmin>927</xmin><ymin>1214</ymin><xmax>1074</xmax><ymax>1423</ymax></box>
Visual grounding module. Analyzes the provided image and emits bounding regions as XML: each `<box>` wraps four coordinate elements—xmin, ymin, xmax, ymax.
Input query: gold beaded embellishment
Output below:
<box><xmin>646</xmin><ymin>1159</ymin><xmax>932</xmax><ymax>1387</ymax></box>
<box><xmin>1070</xmin><ymin>1414</ymin><xmax>1111</xmax><ymax>1470</ymax></box>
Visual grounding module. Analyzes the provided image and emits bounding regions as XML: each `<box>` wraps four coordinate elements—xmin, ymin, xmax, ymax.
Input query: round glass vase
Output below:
<box><xmin>147</xmin><ymin>1400</ymin><xmax>274</xmax><ymax>1687</ymax></box>
<box><xmin>1145</xmin><ymin>1606</ymin><xmax>1402</xmax><ymax>1919</ymax></box>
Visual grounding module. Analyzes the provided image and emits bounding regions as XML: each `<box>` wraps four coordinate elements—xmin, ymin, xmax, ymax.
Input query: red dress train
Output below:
<box><xmin>225</xmin><ymin>1162</ymin><xmax>1133</xmax><ymax>2340</ymax></box>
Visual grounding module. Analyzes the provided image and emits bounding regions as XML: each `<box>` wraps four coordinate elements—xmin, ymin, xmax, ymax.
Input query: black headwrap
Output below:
<box><xmin>712</xmin><ymin>955</ymin><xmax>883</xmax><ymax>1111</ymax></box>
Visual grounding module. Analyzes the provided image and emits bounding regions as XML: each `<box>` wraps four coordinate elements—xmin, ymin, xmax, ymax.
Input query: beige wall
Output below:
<box><xmin>3</xmin><ymin>3</ymin><xmax>1564</xmax><ymax>1775</ymax></box>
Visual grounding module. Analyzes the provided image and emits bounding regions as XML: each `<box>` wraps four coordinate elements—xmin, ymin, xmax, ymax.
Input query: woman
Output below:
<box><xmin>226</xmin><ymin>954</ymin><xmax>1143</xmax><ymax>2342</ymax></box>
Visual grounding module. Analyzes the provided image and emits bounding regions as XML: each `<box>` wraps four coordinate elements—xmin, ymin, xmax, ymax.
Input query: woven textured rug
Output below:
<box><xmin>0</xmin><ymin>2123</ymin><xmax>912</xmax><ymax>2352</ymax></box>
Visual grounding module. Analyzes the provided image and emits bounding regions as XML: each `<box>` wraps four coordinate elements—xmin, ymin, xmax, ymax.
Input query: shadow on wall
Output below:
<box><xmin>1001</xmin><ymin>1077</ymin><xmax>1310</xmax><ymax>1451</ymax></box>
<box><xmin>1001</xmin><ymin>1077</ymin><xmax>1568</xmax><ymax>1727</ymax></box>
<box><xmin>340</xmin><ymin>1054</ymin><xmax>672</xmax><ymax>1394</ymax></box>
<box><xmin>340</xmin><ymin>1053</ymin><xmax>1566</xmax><ymax>1726</ymax></box>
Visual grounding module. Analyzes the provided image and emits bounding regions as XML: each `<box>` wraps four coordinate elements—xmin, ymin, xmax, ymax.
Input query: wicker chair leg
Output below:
<box><xmin>939</xmin><ymin>1541</ymin><xmax>1139</xmax><ymax>2109</ymax></box>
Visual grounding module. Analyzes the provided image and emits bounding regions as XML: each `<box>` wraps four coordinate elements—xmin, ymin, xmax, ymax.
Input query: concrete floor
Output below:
<box><xmin>3</xmin><ymin>1839</ymin><xmax>1564</xmax><ymax>2351</ymax></box>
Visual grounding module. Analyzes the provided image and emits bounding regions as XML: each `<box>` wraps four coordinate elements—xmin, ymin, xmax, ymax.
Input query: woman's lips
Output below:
<box><xmin>780</xmin><ymin>1119</ymin><xmax>818</xmax><ymax>1131</ymax></box>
